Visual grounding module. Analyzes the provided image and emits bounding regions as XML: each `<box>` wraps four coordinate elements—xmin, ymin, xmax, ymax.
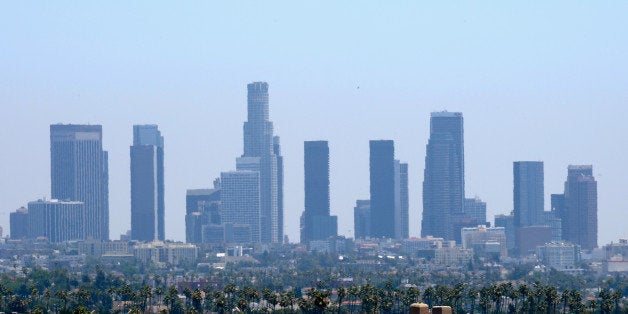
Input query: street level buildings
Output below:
<box><xmin>50</xmin><ymin>124</ymin><xmax>109</xmax><ymax>240</ymax></box>
<box><xmin>130</xmin><ymin>125</ymin><xmax>165</xmax><ymax>242</ymax></box>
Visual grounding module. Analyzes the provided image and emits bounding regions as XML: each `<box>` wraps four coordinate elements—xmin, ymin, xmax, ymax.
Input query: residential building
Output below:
<box><xmin>537</xmin><ymin>242</ymin><xmax>582</xmax><ymax>273</ymax></box>
<box><xmin>461</xmin><ymin>225</ymin><xmax>508</xmax><ymax>259</ymax></box>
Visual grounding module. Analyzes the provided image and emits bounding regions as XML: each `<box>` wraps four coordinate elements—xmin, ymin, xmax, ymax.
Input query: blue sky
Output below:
<box><xmin>1</xmin><ymin>2</ymin><xmax>626</xmax><ymax>244</ymax></box>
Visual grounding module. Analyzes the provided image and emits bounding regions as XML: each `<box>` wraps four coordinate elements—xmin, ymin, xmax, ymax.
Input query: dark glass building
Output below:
<box><xmin>50</xmin><ymin>124</ymin><xmax>109</xmax><ymax>240</ymax></box>
<box><xmin>394</xmin><ymin>161</ymin><xmax>409</xmax><ymax>239</ymax></box>
<box><xmin>421</xmin><ymin>112</ymin><xmax>464</xmax><ymax>240</ymax></box>
<box><xmin>562</xmin><ymin>165</ymin><xmax>598</xmax><ymax>250</ymax></box>
<box><xmin>10</xmin><ymin>207</ymin><xmax>29</xmax><ymax>240</ymax></box>
<box><xmin>301</xmin><ymin>141</ymin><xmax>338</xmax><ymax>243</ymax></box>
<box><xmin>513</xmin><ymin>161</ymin><xmax>544</xmax><ymax>227</ymax></box>
<box><xmin>130</xmin><ymin>125</ymin><xmax>165</xmax><ymax>242</ymax></box>
<box><xmin>369</xmin><ymin>140</ymin><xmax>396</xmax><ymax>238</ymax></box>
<box><xmin>353</xmin><ymin>200</ymin><xmax>371</xmax><ymax>239</ymax></box>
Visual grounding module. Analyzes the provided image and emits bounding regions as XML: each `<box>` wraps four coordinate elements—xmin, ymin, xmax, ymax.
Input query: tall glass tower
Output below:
<box><xmin>131</xmin><ymin>125</ymin><xmax>165</xmax><ymax>242</ymax></box>
<box><xmin>421</xmin><ymin>112</ymin><xmax>464</xmax><ymax>240</ymax></box>
<box><xmin>50</xmin><ymin>124</ymin><xmax>109</xmax><ymax>240</ymax></box>
<box><xmin>513</xmin><ymin>161</ymin><xmax>544</xmax><ymax>228</ymax></box>
<box><xmin>563</xmin><ymin>165</ymin><xmax>597</xmax><ymax>250</ymax></box>
<box><xmin>238</xmin><ymin>82</ymin><xmax>283</xmax><ymax>243</ymax></box>
<box><xmin>301</xmin><ymin>141</ymin><xmax>337</xmax><ymax>243</ymax></box>
<box><xmin>370</xmin><ymin>140</ymin><xmax>396</xmax><ymax>238</ymax></box>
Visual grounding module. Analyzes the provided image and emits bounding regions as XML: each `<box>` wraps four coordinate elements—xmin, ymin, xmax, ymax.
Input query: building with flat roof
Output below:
<box><xmin>27</xmin><ymin>199</ymin><xmax>85</xmax><ymax>242</ymax></box>
<box><xmin>220</xmin><ymin>171</ymin><xmax>261</xmax><ymax>243</ymax></box>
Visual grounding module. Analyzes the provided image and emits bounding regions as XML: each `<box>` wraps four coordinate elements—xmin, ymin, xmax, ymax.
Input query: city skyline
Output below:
<box><xmin>1</xmin><ymin>2</ymin><xmax>627</xmax><ymax>244</ymax></box>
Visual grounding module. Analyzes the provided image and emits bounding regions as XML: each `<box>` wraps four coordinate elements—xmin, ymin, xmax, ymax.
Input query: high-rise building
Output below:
<box><xmin>220</xmin><ymin>171</ymin><xmax>261</xmax><ymax>243</ymax></box>
<box><xmin>422</xmin><ymin>112</ymin><xmax>464</xmax><ymax>240</ymax></box>
<box><xmin>50</xmin><ymin>124</ymin><xmax>109</xmax><ymax>240</ymax></box>
<box><xmin>185</xmin><ymin>186</ymin><xmax>221</xmax><ymax>244</ymax></box>
<box><xmin>301</xmin><ymin>141</ymin><xmax>338</xmax><ymax>243</ymax></box>
<box><xmin>130</xmin><ymin>125</ymin><xmax>165</xmax><ymax>242</ymax></box>
<box><xmin>464</xmin><ymin>197</ymin><xmax>487</xmax><ymax>225</ymax></box>
<box><xmin>562</xmin><ymin>165</ymin><xmax>598</xmax><ymax>250</ymax></box>
<box><xmin>10</xmin><ymin>207</ymin><xmax>29</xmax><ymax>240</ymax></box>
<box><xmin>353</xmin><ymin>200</ymin><xmax>371</xmax><ymax>239</ymax></box>
<box><xmin>274</xmin><ymin>136</ymin><xmax>284</xmax><ymax>243</ymax></box>
<box><xmin>513</xmin><ymin>161</ymin><xmax>544</xmax><ymax>228</ymax></box>
<box><xmin>239</xmin><ymin>82</ymin><xmax>282</xmax><ymax>243</ymax></box>
<box><xmin>494</xmin><ymin>213</ymin><xmax>515</xmax><ymax>253</ymax></box>
<box><xmin>369</xmin><ymin>140</ymin><xmax>396</xmax><ymax>238</ymax></box>
<box><xmin>27</xmin><ymin>199</ymin><xmax>85</xmax><ymax>242</ymax></box>
<box><xmin>394</xmin><ymin>161</ymin><xmax>409</xmax><ymax>239</ymax></box>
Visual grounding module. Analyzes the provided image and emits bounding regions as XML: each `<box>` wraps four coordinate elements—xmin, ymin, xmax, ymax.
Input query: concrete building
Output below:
<box><xmin>464</xmin><ymin>197</ymin><xmax>487</xmax><ymax>226</ymax></box>
<box><xmin>494</xmin><ymin>214</ymin><xmax>515</xmax><ymax>253</ymax></box>
<box><xmin>537</xmin><ymin>242</ymin><xmax>581</xmax><ymax>273</ymax></box>
<box><xmin>220</xmin><ymin>171</ymin><xmax>261</xmax><ymax>243</ymax></box>
<box><xmin>422</xmin><ymin>112</ymin><xmax>464</xmax><ymax>241</ymax></box>
<box><xmin>133</xmin><ymin>241</ymin><xmax>198</xmax><ymax>266</ymax></box>
<box><xmin>461</xmin><ymin>225</ymin><xmax>507</xmax><ymax>259</ymax></box>
<box><xmin>516</xmin><ymin>225</ymin><xmax>552</xmax><ymax>256</ymax></box>
<box><xmin>27</xmin><ymin>199</ymin><xmax>85</xmax><ymax>242</ymax></box>
<box><xmin>130</xmin><ymin>125</ymin><xmax>165</xmax><ymax>242</ymax></box>
<box><xmin>604</xmin><ymin>239</ymin><xmax>628</xmax><ymax>273</ymax></box>
<box><xmin>50</xmin><ymin>124</ymin><xmax>109</xmax><ymax>240</ymax></box>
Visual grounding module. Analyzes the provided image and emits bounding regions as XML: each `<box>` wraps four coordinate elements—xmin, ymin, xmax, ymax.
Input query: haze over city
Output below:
<box><xmin>1</xmin><ymin>2</ymin><xmax>627</xmax><ymax>245</ymax></box>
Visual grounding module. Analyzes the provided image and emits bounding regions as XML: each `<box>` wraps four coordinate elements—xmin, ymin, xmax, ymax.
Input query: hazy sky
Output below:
<box><xmin>1</xmin><ymin>2</ymin><xmax>627</xmax><ymax>244</ymax></box>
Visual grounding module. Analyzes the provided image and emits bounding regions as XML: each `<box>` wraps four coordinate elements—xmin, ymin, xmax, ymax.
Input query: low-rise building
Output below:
<box><xmin>537</xmin><ymin>241</ymin><xmax>581</xmax><ymax>274</ymax></box>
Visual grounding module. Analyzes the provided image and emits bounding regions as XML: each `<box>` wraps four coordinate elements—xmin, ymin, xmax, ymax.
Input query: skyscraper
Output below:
<box><xmin>238</xmin><ymin>82</ymin><xmax>282</xmax><ymax>243</ymax></box>
<box><xmin>273</xmin><ymin>136</ymin><xmax>284</xmax><ymax>243</ymax></box>
<box><xmin>513</xmin><ymin>161</ymin><xmax>544</xmax><ymax>228</ymax></box>
<box><xmin>369</xmin><ymin>140</ymin><xmax>395</xmax><ymax>238</ymax></box>
<box><xmin>562</xmin><ymin>165</ymin><xmax>598</xmax><ymax>250</ymax></box>
<box><xmin>130</xmin><ymin>125</ymin><xmax>165</xmax><ymax>242</ymax></box>
<box><xmin>421</xmin><ymin>112</ymin><xmax>464</xmax><ymax>240</ymax></box>
<box><xmin>220</xmin><ymin>171</ymin><xmax>261</xmax><ymax>243</ymax></box>
<box><xmin>394</xmin><ymin>161</ymin><xmax>409</xmax><ymax>239</ymax></box>
<box><xmin>301</xmin><ymin>141</ymin><xmax>338</xmax><ymax>243</ymax></box>
<box><xmin>27</xmin><ymin>199</ymin><xmax>85</xmax><ymax>243</ymax></box>
<box><xmin>353</xmin><ymin>200</ymin><xmax>371</xmax><ymax>239</ymax></box>
<box><xmin>50</xmin><ymin>124</ymin><xmax>109</xmax><ymax>240</ymax></box>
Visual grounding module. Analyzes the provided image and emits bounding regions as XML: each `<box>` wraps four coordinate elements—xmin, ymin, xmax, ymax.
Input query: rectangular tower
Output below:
<box><xmin>563</xmin><ymin>165</ymin><xmax>598</xmax><ymax>250</ymax></box>
<box><xmin>421</xmin><ymin>112</ymin><xmax>464</xmax><ymax>240</ymax></box>
<box><xmin>513</xmin><ymin>161</ymin><xmax>544</xmax><ymax>227</ymax></box>
<box><xmin>131</xmin><ymin>125</ymin><xmax>165</xmax><ymax>242</ymax></box>
<box><xmin>302</xmin><ymin>141</ymin><xmax>338</xmax><ymax>243</ymax></box>
<box><xmin>394</xmin><ymin>161</ymin><xmax>409</xmax><ymax>239</ymax></box>
<box><xmin>50</xmin><ymin>124</ymin><xmax>109</xmax><ymax>240</ymax></box>
<box><xmin>220</xmin><ymin>171</ymin><xmax>261</xmax><ymax>243</ymax></box>
<box><xmin>369</xmin><ymin>140</ymin><xmax>396</xmax><ymax>238</ymax></box>
<box><xmin>27</xmin><ymin>199</ymin><xmax>85</xmax><ymax>242</ymax></box>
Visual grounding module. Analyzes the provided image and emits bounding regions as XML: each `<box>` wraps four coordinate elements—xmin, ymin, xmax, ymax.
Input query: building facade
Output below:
<box><xmin>27</xmin><ymin>199</ymin><xmax>85</xmax><ymax>242</ymax></box>
<box><xmin>130</xmin><ymin>125</ymin><xmax>165</xmax><ymax>242</ymax></box>
<box><xmin>369</xmin><ymin>140</ymin><xmax>396</xmax><ymax>238</ymax></box>
<box><xmin>422</xmin><ymin>112</ymin><xmax>464</xmax><ymax>240</ymax></box>
<box><xmin>354</xmin><ymin>200</ymin><xmax>371</xmax><ymax>239</ymax></box>
<box><xmin>239</xmin><ymin>82</ymin><xmax>283</xmax><ymax>243</ymax></box>
<box><xmin>394</xmin><ymin>161</ymin><xmax>409</xmax><ymax>239</ymax></box>
<box><xmin>513</xmin><ymin>161</ymin><xmax>544</xmax><ymax>228</ymax></box>
<box><xmin>50</xmin><ymin>124</ymin><xmax>109</xmax><ymax>240</ymax></box>
<box><xmin>301</xmin><ymin>141</ymin><xmax>338</xmax><ymax>243</ymax></box>
<box><xmin>562</xmin><ymin>165</ymin><xmax>598</xmax><ymax>250</ymax></box>
<box><xmin>10</xmin><ymin>207</ymin><xmax>28</xmax><ymax>240</ymax></box>
<box><xmin>220</xmin><ymin>171</ymin><xmax>261</xmax><ymax>243</ymax></box>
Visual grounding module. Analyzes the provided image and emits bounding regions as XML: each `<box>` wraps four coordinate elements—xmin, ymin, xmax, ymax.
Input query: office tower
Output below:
<box><xmin>464</xmin><ymin>197</ymin><xmax>487</xmax><ymax>225</ymax></box>
<box><xmin>495</xmin><ymin>213</ymin><xmax>515</xmax><ymax>253</ymax></box>
<box><xmin>562</xmin><ymin>165</ymin><xmax>598</xmax><ymax>250</ymax></box>
<box><xmin>369</xmin><ymin>140</ymin><xmax>395</xmax><ymax>238</ymax></box>
<box><xmin>130</xmin><ymin>125</ymin><xmax>165</xmax><ymax>242</ymax></box>
<box><xmin>220</xmin><ymin>171</ymin><xmax>261</xmax><ymax>243</ymax></box>
<box><xmin>185</xmin><ymin>185</ymin><xmax>221</xmax><ymax>244</ymax></box>
<box><xmin>239</xmin><ymin>82</ymin><xmax>282</xmax><ymax>243</ymax></box>
<box><xmin>274</xmin><ymin>136</ymin><xmax>284</xmax><ymax>243</ymax></box>
<box><xmin>10</xmin><ymin>207</ymin><xmax>29</xmax><ymax>239</ymax></box>
<box><xmin>513</xmin><ymin>161</ymin><xmax>544</xmax><ymax>227</ymax></box>
<box><xmin>353</xmin><ymin>200</ymin><xmax>371</xmax><ymax>239</ymax></box>
<box><xmin>301</xmin><ymin>141</ymin><xmax>338</xmax><ymax>243</ymax></box>
<box><xmin>50</xmin><ymin>124</ymin><xmax>109</xmax><ymax>240</ymax></box>
<box><xmin>421</xmin><ymin>112</ymin><xmax>464</xmax><ymax>240</ymax></box>
<box><xmin>27</xmin><ymin>199</ymin><xmax>85</xmax><ymax>242</ymax></box>
<box><xmin>394</xmin><ymin>161</ymin><xmax>409</xmax><ymax>239</ymax></box>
